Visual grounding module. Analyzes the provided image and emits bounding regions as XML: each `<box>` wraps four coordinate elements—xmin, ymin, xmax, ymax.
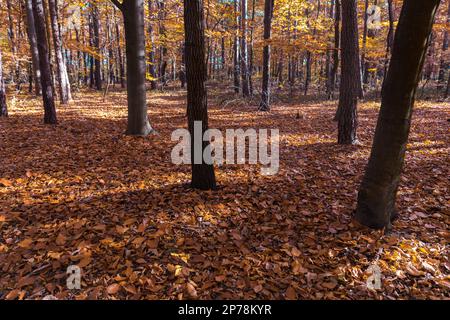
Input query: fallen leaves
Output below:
<box><xmin>0</xmin><ymin>90</ymin><xmax>448</xmax><ymax>300</ymax></box>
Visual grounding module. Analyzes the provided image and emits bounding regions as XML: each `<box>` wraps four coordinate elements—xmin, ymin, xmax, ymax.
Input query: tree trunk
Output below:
<box><xmin>32</xmin><ymin>0</ymin><xmax>57</xmax><ymax>124</ymax></box>
<box><xmin>48</xmin><ymin>0</ymin><xmax>72</xmax><ymax>104</ymax></box>
<box><xmin>383</xmin><ymin>0</ymin><xmax>395</xmax><ymax>82</ymax></box>
<box><xmin>147</xmin><ymin>0</ymin><xmax>157</xmax><ymax>90</ymax></box>
<box><xmin>355</xmin><ymin>0</ymin><xmax>441</xmax><ymax>230</ymax></box>
<box><xmin>438</xmin><ymin>1</ymin><xmax>449</xmax><ymax>92</ymax></box>
<box><xmin>0</xmin><ymin>48</ymin><xmax>7</xmax><ymax>117</ymax></box>
<box><xmin>25</xmin><ymin>0</ymin><xmax>42</xmax><ymax>96</ymax></box>
<box><xmin>337</xmin><ymin>0</ymin><xmax>360</xmax><ymax>144</ymax></box>
<box><xmin>233</xmin><ymin>0</ymin><xmax>240</xmax><ymax>93</ymax></box>
<box><xmin>329</xmin><ymin>0</ymin><xmax>340</xmax><ymax>100</ymax></box>
<box><xmin>114</xmin><ymin>11</ymin><xmax>125</xmax><ymax>89</ymax></box>
<box><xmin>240</xmin><ymin>0</ymin><xmax>251</xmax><ymax>97</ymax></box>
<box><xmin>92</xmin><ymin>4</ymin><xmax>102</xmax><ymax>91</ymax></box>
<box><xmin>183</xmin><ymin>0</ymin><xmax>217</xmax><ymax>190</ymax></box>
<box><xmin>113</xmin><ymin>0</ymin><xmax>153</xmax><ymax>136</ymax></box>
<box><xmin>259</xmin><ymin>0</ymin><xmax>274</xmax><ymax>111</ymax></box>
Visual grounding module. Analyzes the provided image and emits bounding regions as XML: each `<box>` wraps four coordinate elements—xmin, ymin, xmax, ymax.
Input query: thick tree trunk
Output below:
<box><xmin>355</xmin><ymin>0</ymin><xmax>441</xmax><ymax>230</ymax></box>
<box><xmin>25</xmin><ymin>0</ymin><xmax>42</xmax><ymax>96</ymax></box>
<box><xmin>32</xmin><ymin>0</ymin><xmax>57</xmax><ymax>124</ymax></box>
<box><xmin>337</xmin><ymin>0</ymin><xmax>360</xmax><ymax>144</ymax></box>
<box><xmin>259</xmin><ymin>0</ymin><xmax>274</xmax><ymax>111</ymax></box>
<box><xmin>48</xmin><ymin>0</ymin><xmax>71</xmax><ymax>104</ymax></box>
<box><xmin>113</xmin><ymin>0</ymin><xmax>153</xmax><ymax>136</ymax></box>
<box><xmin>183</xmin><ymin>0</ymin><xmax>217</xmax><ymax>190</ymax></box>
<box><xmin>0</xmin><ymin>48</ymin><xmax>7</xmax><ymax>117</ymax></box>
<box><xmin>240</xmin><ymin>0</ymin><xmax>251</xmax><ymax>97</ymax></box>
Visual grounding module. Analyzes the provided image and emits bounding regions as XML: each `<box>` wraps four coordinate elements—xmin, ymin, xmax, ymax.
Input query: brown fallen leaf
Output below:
<box><xmin>106</xmin><ymin>283</ymin><xmax>121</xmax><ymax>295</ymax></box>
<box><xmin>285</xmin><ymin>286</ymin><xmax>297</xmax><ymax>300</ymax></box>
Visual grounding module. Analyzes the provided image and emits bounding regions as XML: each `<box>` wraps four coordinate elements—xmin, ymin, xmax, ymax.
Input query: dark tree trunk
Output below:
<box><xmin>355</xmin><ymin>0</ymin><xmax>441</xmax><ymax>230</ymax></box>
<box><xmin>240</xmin><ymin>0</ymin><xmax>251</xmax><ymax>97</ymax></box>
<box><xmin>0</xmin><ymin>48</ymin><xmax>7</xmax><ymax>117</ymax></box>
<box><xmin>114</xmin><ymin>12</ymin><xmax>125</xmax><ymax>89</ymax></box>
<box><xmin>361</xmin><ymin>0</ymin><xmax>369</xmax><ymax>93</ymax></box>
<box><xmin>183</xmin><ymin>0</ymin><xmax>217</xmax><ymax>190</ymax></box>
<box><xmin>337</xmin><ymin>0</ymin><xmax>360</xmax><ymax>144</ymax></box>
<box><xmin>329</xmin><ymin>0</ymin><xmax>340</xmax><ymax>100</ymax></box>
<box><xmin>259</xmin><ymin>0</ymin><xmax>274</xmax><ymax>111</ymax></box>
<box><xmin>48</xmin><ymin>0</ymin><xmax>71</xmax><ymax>104</ymax></box>
<box><xmin>32</xmin><ymin>0</ymin><xmax>57</xmax><ymax>124</ymax></box>
<box><xmin>438</xmin><ymin>1</ymin><xmax>449</xmax><ymax>91</ymax></box>
<box><xmin>25</xmin><ymin>0</ymin><xmax>42</xmax><ymax>96</ymax></box>
<box><xmin>180</xmin><ymin>45</ymin><xmax>186</xmax><ymax>88</ymax></box>
<box><xmin>383</xmin><ymin>0</ymin><xmax>395</xmax><ymax>82</ymax></box>
<box><xmin>92</xmin><ymin>4</ymin><xmax>102</xmax><ymax>91</ymax></box>
<box><xmin>233</xmin><ymin>0</ymin><xmax>240</xmax><ymax>93</ymax></box>
<box><xmin>147</xmin><ymin>0</ymin><xmax>157</xmax><ymax>90</ymax></box>
<box><xmin>112</xmin><ymin>0</ymin><xmax>153</xmax><ymax>136</ymax></box>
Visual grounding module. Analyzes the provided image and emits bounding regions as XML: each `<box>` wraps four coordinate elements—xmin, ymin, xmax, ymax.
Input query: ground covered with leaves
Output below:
<box><xmin>0</xmin><ymin>87</ymin><xmax>448</xmax><ymax>300</ymax></box>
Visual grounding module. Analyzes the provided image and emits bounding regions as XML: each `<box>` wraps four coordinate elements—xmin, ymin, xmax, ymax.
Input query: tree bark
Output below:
<box><xmin>92</xmin><ymin>4</ymin><xmax>102</xmax><ymax>91</ymax></box>
<box><xmin>240</xmin><ymin>0</ymin><xmax>251</xmax><ymax>97</ymax></box>
<box><xmin>48</xmin><ymin>0</ymin><xmax>72</xmax><ymax>104</ymax></box>
<box><xmin>147</xmin><ymin>0</ymin><xmax>157</xmax><ymax>90</ymax></box>
<box><xmin>0</xmin><ymin>48</ymin><xmax>7</xmax><ymax>117</ymax></box>
<box><xmin>337</xmin><ymin>0</ymin><xmax>360</xmax><ymax>144</ymax></box>
<box><xmin>329</xmin><ymin>0</ymin><xmax>340</xmax><ymax>100</ymax></box>
<box><xmin>25</xmin><ymin>0</ymin><xmax>42</xmax><ymax>96</ymax></box>
<box><xmin>259</xmin><ymin>0</ymin><xmax>274</xmax><ymax>111</ymax></box>
<box><xmin>112</xmin><ymin>0</ymin><xmax>153</xmax><ymax>136</ymax></box>
<box><xmin>183</xmin><ymin>0</ymin><xmax>217</xmax><ymax>190</ymax></box>
<box><xmin>355</xmin><ymin>0</ymin><xmax>441</xmax><ymax>230</ymax></box>
<box><xmin>233</xmin><ymin>0</ymin><xmax>240</xmax><ymax>93</ymax></box>
<box><xmin>32</xmin><ymin>0</ymin><xmax>57</xmax><ymax>124</ymax></box>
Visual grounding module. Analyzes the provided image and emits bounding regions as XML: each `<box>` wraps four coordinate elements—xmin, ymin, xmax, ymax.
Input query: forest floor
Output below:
<box><xmin>0</xmin><ymin>86</ymin><xmax>449</xmax><ymax>300</ymax></box>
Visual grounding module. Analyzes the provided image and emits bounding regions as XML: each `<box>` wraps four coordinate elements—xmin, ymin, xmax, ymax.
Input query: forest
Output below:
<box><xmin>0</xmin><ymin>0</ymin><xmax>448</xmax><ymax>301</ymax></box>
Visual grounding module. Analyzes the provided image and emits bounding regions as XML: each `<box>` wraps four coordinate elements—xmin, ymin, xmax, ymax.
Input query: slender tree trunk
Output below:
<box><xmin>92</xmin><ymin>4</ymin><xmax>102</xmax><ymax>91</ymax></box>
<box><xmin>240</xmin><ymin>0</ymin><xmax>251</xmax><ymax>97</ymax></box>
<box><xmin>25</xmin><ymin>0</ymin><xmax>42</xmax><ymax>96</ymax></box>
<box><xmin>147</xmin><ymin>0</ymin><xmax>157</xmax><ymax>90</ymax></box>
<box><xmin>112</xmin><ymin>0</ymin><xmax>153</xmax><ymax>136</ymax></box>
<box><xmin>438</xmin><ymin>1</ymin><xmax>449</xmax><ymax>92</ymax></box>
<box><xmin>337</xmin><ymin>0</ymin><xmax>360</xmax><ymax>144</ymax></box>
<box><xmin>383</xmin><ymin>0</ymin><xmax>395</xmax><ymax>82</ymax></box>
<box><xmin>114</xmin><ymin>11</ymin><xmax>125</xmax><ymax>89</ymax></box>
<box><xmin>157</xmin><ymin>0</ymin><xmax>167</xmax><ymax>87</ymax></box>
<box><xmin>329</xmin><ymin>0</ymin><xmax>340</xmax><ymax>100</ymax></box>
<box><xmin>6</xmin><ymin>0</ymin><xmax>20</xmax><ymax>89</ymax></box>
<box><xmin>355</xmin><ymin>0</ymin><xmax>441</xmax><ymax>230</ymax></box>
<box><xmin>32</xmin><ymin>0</ymin><xmax>57</xmax><ymax>124</ymax></box>
<box><xmin>361</xmin><ymin>0</ymin><xmax>369</xmax><ymax>93</ymax></box>
<box><xmin>259</xmin><ymin>0</ymin><xmax>274</xmax><ymax>111</ymax></box>
<box><xmin>48</xmin><ymin>0</ymin><xmax>71</xmax><ymax>104</ymax></box>
<box><xmin>0</xmin><ymin>48</ymin><xmax>7</xmax><ymax>117</ymax></box>
<box><xmin>233</xmin><ymin>0</ymin><xmax>240</xmax><ymax>93</ymax></box>
<box><xmin>183</xmin><ymin>0</ymin><xmax>217</xmax><ymax>190</ymax></box>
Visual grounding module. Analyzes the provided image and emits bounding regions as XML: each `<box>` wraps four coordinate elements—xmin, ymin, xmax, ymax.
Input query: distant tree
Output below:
<box><xmin>111</xmin><ymin>0</ymin><xmax>153</xmax><ymax>136</ymax></box>
<box><xmin>183</xmin><ymin>0</ymin><xmax>217</xmax><ymax>190</ymax></box>
<box><xmin>32</xmin><ymin>0</ymin><xmax>57</xmax><ymax>124</ymax></box>
<box><xmin>92</xmin><ymin>3</ymin><xmax>102</xmax><ymax>91</ymax></box>
<box><xmin>355</xmin><ymin>0</ymin><xmax>441</xmax><ymax>230</ymax></box>
<box><xmin>0</xmin><ymin>47</ymin><xmax>7</xmax><ymax>117</ymax></box>
<box><xmin>240</xmin><ymin>0</ymin><xmax>251</xmax><ymax>97</ymax></box>
<box><xmin>48</xmin><ymin>0</ymin><xmax>72</xmax><ymax>104</ymax></box>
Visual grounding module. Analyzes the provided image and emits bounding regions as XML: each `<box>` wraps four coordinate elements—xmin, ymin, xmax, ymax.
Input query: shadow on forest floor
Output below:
<box><xmin>0</xmin><ymin>89</ymin><xmax>448</xmax><ymax>299</ymax></box>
